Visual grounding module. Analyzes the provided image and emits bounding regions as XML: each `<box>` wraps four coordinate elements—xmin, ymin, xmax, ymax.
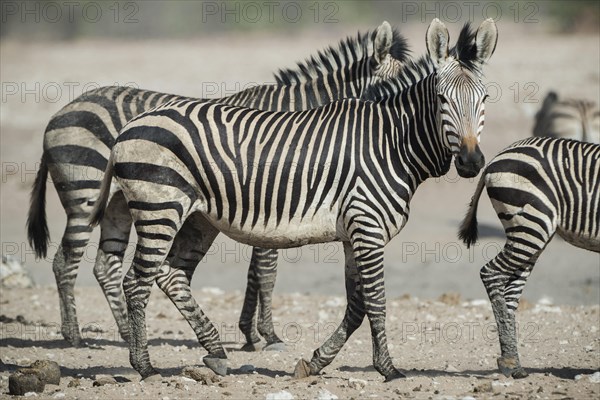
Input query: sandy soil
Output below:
<box><xmin>1</xmin><ymin>286</ymin><xmax>599</xmax><ymax>399</ymax></box>
<box><xmin>0</xmin><ymin>17</ymin><xmax>599</xmax><ymax>400</ymax></box>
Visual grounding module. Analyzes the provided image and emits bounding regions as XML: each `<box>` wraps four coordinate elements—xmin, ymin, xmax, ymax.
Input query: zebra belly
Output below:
<box><xmin>556</xmin><ymin>228</ymin><xmax>600</xmax><ymax>252</ymax></box>
<box><xmin>200</xmin><ymin>210</ymin><xmax>341</xmax><ymax>249</ymax></box>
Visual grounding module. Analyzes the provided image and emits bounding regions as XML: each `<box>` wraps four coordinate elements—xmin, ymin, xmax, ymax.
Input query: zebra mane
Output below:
<box><xmin>361</xmin><ymin>55</ymin><xmax>435</xmax><ymax>102</ymax></box>
<box><xmin>273</xmin><ymin>28</ymin><xmax>409</xmax><ymax>85</ymax></box>
<box><xmin>362</xmin><ymin>23</ymin><xmax>485</xmax><ymax>102</ymax></box>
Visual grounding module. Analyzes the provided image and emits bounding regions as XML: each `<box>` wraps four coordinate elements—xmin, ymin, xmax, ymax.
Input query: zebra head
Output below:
<box><xmin>371</xmin><ymin>21</ymin><xmax>409</xmax><ymax>82</ymax></box>
<box><xmin>426</xmin><ymin>18</ymin><xmax>498</xmax><ymax>178</ymax></box>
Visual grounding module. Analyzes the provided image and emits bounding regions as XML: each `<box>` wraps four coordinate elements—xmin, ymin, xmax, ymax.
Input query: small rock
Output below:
<box><xmin>239</xmin><ymin>364</ymin><xmax>255</xmax><ymax>374</ymax></box>
<box><xmin>24</xmin><ymin>393</ymin><xmax>38</xmax><ymax>398</ymax></box>
<box><xmin>589</xmin><ymin>371</ymin><xmax>600</xmax><ymax>383</ymax></box>
<box><xmin>348</xmin><ymin>378</ymin><xmax>367</xmax><ymax>390</ymax></box>
<box><xmin>182</xmin><ymin>366</ymin><xmax>220</xmax><ymax>384</ymax></box>
<box><xmin>445</xmin><ymin>363</ymin><xmax>459</xmax><ymax>373</ymax></box>
<box><xmin>265</xmin><ymin>390</ymin><xmax>294</xmax><ymax>400</ymax></box>
<box><xmin>30</xmin><ymin>360</ymin><xmax>61</xmax><ymax>385</ymax></box>
<box><xmin>316</xmin><ymin>388</ymin><xmax>338</xmax><ymax>400</ymax></box>
<box><xmin>412</xmin><ymin>384</ymin><xmax>422</xmax><ymax>391</ymax></box>
<box><xmin>52</xmin><ymin>393</ymin><xmax>65</xmax><ymax>398</ymax></box>
<box><xmin>473</xmin><ymin>382</ymin><xmax>492</xmax><ymax>393</ymax></box>
<box><xmin>67</xmin><ymin>378</ymin><xmax>80</xmax><ymax>388</ymax></box>
<box><xmin>93</xmin><ymin>375</ymin><xmax>117</xmax><ymax>386</ymax></box>
<box><xmin>9</xmin><ymin>371</ymin><xmax>45</xmax><ymax>396</ymax></box>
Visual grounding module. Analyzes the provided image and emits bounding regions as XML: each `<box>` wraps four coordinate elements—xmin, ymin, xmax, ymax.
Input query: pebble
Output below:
<box><xmin>239</xmin><ymin>364</ymin><xmax>256</xmax><ymax>374</ymax></box>
<box><xmin>52</xmin><ymin>393</ymin><xmax>65</xmax><ymax>398</ymax></box>
<box><xmin>316</xmin><ymin>388</ymin><xmax>338</xmax><ymax>400</ymax></box>
<box><xmin>265</xmin><ymin>389</ymin><xmax>294</xmax><ymax>400</ymax></box>
<box><xmin>93</xmin><ymin>375</ymin><xmax>117</xmax><ymax>386</ymax></box>
<box><xmin>9</xmin><ymin>371</ymin><xmax>45</xmax><ymax>396</ymax></box>
<box><xmin>348</xmin><ymin>378</ymin><xmax>367</xmax><ymax>390</ymax></box>
<box><xmin>589</xmin><ymin>371</ymin><xmax>600</xmax><ymax>383</ymax></box>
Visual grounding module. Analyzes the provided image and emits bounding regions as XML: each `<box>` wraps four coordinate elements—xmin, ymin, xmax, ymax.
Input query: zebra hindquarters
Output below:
<box><xmin>480</xmin><ymin>165</ymin><xmax>558</xmax><ymax>379</ymax></box>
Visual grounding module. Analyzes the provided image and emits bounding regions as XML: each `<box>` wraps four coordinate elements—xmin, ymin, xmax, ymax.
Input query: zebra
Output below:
<box><xmin>458</xmin><ymin>137</ymin><xmax>600</xmax><ymax>379</ymax></box>
<box><xmin>26</xmin><ymin>22</ymin><xmax>408</xmax><ymax>348</ymax></box>
<box><xmin>533</xmin><ymin>91</ymin><xmax>600</xmax><ymax>143</ymax></box>
<box><xmin>90</xmin><ymin>18</ymin><xmax>498</xmax><ymax>381</ymax></box>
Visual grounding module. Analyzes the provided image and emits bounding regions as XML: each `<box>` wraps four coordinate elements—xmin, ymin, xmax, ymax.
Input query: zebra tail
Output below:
<box><xmin>27</xmin><ymin>153</ymin><xmax>50</xmax><ymax>259</ymax></box>
<box><xmin>458</xmin><ymin>173</ymin><xmax>486</xmax><ymax>249</ymax></box>
<box><xmin>89</xmin><ymin>153</ymin><xmax>114</xmax><ymax>227</ymax></box>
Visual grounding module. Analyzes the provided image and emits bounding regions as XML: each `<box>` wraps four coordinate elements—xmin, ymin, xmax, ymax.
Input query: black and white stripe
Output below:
<box><xmin>91</xmin><ymin>19</ymin><xmax>498</xmax><ymax>380</ymax></box>
<box><xmin>533</xmin><ymin>91</ymin><xmax>599</xmax><ymax>143</ymax></box>
<box><xmin>26</xmin><ymin>22</ymin><xmax>408</xmax><ymax>347</ymax></box>
<box><xmin>459</xmin><ymin>136</ymin><xmax>600</xmax><ymax>379</ymax></box>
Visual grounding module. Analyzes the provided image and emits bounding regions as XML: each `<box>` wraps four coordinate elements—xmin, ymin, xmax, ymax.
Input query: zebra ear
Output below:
<box><xmin>475</xmin><ymin>18</ymin><xmax>498</xmax><ymax>64</ymax></box>
<box><xmin>374</xmin><ymin>21</ymin><xmax>393</xmax><ymax>65</ymax></box>
<box><xmin>426</xmin><ymin>18</ymin><xmax>449</xmax><ymax>66</ymax></box>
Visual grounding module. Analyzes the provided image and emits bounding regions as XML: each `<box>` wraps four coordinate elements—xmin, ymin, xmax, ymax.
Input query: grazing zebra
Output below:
<box><xmin>533</xmin><ymin>91</ymin><xmax>600</xmax><ymax>143</ymax></box>
<box><xmin>459</xmin><ymin>137</ymin><xmax>600</xmax><ymax>378</ymax></box>
<box><xmin>26</xmin><ymin>22</ymin><xmax>407</xmax><ymax>347</ymax></box>
<box><xmin>90</xmin><ymin>19</ymin><xmax>498</xmax><ymax>381</ymax></box>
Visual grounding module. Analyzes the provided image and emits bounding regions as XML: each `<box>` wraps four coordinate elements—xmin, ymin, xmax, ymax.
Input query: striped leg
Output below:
<box><xmin>123</xmin><ymin>209</ymin><xmax>183</xmax><ymax>380</ymax></box>
<box><xmin>155</xmin><ymin>214</ymin><xmax>228</xmax><ymax>376</ymax></box>
<box><xmin>239</xmin><ymin>248</ymin><xmax>283</xmax><ymax>351</ymax></box>
<box><xmin>53</xmin><ymin>216</ymin><xmax>94</xmax><ymax>347</ymax></box>
<box><xmin>480</xmin><ymin>236</ymin><xmax>548</xmax><ymax>379</ymax></box>
<box><xmin>93</xmin><ymin>191</ymin><xmax>132</xmax><ymax>343</ymax></box>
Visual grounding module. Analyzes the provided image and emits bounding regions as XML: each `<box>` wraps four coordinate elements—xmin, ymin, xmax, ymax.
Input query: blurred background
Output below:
<box><xmin>1</xmin><ymin>1</ymin><xmax>599</xmax><ymax>306</ymax></box>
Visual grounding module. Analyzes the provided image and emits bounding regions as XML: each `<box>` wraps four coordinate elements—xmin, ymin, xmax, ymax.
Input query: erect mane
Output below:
<box><xmin>450</xmin><ymin>22</ymin><xmax>480</xmax><ymax>72</ymax></box>
<box><xmin>273</xmin><ymin>28</ymin><xmax>409</xmax><ymax>85</ymax></box>
<box><xmin>361</xmin><ymin>54</ymin><xmax>435</xmax><ymax>102</ymax></box>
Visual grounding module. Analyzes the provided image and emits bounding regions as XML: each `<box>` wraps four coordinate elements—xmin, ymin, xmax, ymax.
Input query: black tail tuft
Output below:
<box><xmin>458</xmin><ymin>175</ymin><xmax>486</xmax><ymax>249</ymax></box>
<box><xmin>27</xmin><ymin>154</ymin><xmax>50</xmax><ymax>259</ymax></box>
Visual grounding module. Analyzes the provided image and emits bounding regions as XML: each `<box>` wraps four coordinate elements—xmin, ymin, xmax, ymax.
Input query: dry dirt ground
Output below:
<box><xmin>1</xmin><ymin>18</ymin><xmax>599</xmax><ymax>400</ymax></box>
<box><xmin>0</xmin><ymin>287</ymin><xmax>599</xmax><ymax>399</ymax></box>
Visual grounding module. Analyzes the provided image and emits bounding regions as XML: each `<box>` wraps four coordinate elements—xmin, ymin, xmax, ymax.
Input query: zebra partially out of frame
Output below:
<box><xmin>459</xmin><ymin>137</ymin><xmax>600</xmax><ymax>378</ymax></box>
<box><xmin>533</xmin><ymin>91</ymin><xmax>600</xmax><ymax>144</ymax></box>
<box><xmin>90</xmin><ymin>19</ymin><xmax>498</xmax><ymax>381</ymax></box>
<box><xmin>27</xmin><ymin>22</ymin><xmax>408</xmax><ymax>348</ymax></box>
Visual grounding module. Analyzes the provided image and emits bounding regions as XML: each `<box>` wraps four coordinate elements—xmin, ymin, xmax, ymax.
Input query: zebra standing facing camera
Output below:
<box><xmin>90</xmin><ymin>18</ymin><xmax>498</xmax><ymax>381</ymax></box>
<box><xmin>459</xmin><ymin>137</ymin><xmax>600</xmax><ymax>379</ymax></box>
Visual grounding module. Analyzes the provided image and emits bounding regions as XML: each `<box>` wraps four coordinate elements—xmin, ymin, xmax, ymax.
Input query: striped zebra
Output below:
<box><xmin>90</xmin><ymin>19</ymin><xmax>498</xmax><ymax>381</ymax></box>
<box><xmin>459</xmin><ymin>137</ymin><xmax>600</xmax><ymax>378</ymax></box>
<box><xmin>533</xmin><ymin>91</ymin><xmax>600</xmax><ymax>143</ymax></box>
<box><xmin>26</xmin><ymin>22</ymin><xmax>407</xmax><ymax>348</ymax></box>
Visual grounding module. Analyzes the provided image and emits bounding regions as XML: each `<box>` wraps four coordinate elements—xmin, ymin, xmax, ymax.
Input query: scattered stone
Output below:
<box><xmin>412</xmin><ymin>384</ymin><xmax>422</xmax><ymax>392</ymax></box>
<box><xmin>181</xmin><ymin>366</ymin><xmax>221</xmax><ymax>385</ymax></box>
<box><xmin>265</xmin><ymin>390</ymin><xmax>294</xmax><ymax>400</ymax></box>
<box><xmin>461</xmin><ymin>396</ymin><xmax>476</xmax><ymax>400</ymax></box>
<box><xmin>9</xmin><ymin>370</ymin><xmax>45</xmax><ymax>396</ymax></box>
<box><xmin>30</xmin><ymin>360</ymin><xmax>61</xmax><ymax>385</ymax></box>
<box><xmin>348</xmin><ymin>378</ymin><xmax>367</xmax><ymax>390</ymax></box>
<box><xmin>445</xmin><ymin>363</ymin><xmax>459</xmax><ymax>373</ymax></box>
<box><xmin>239</xmin><ymin>364</ymin><xmax>256</xmax><ymax>374</ymax></box>
<box><xmin>473</xmin><ymin>382</ymin><xmax>493</xmax><ymax>393</ymax></box>
<box><xmin>536</xmin><ymin>386</ymin><xmax>543</xmax><ymax>393</ymax></box>
<box><xmin>52</xmin><ymin>393</ymin><xmax>65</xmax><ymax>398</ymax></box>
<box><xmin>438</xmin><ymin>292</ymin><xmax>461</xmax><ymax>306</ymax></box>
<box><xmin>67</xmin><ymin>379</ymin><xmax>80</xmax><ymax>388</ymax></box>
<box><xmin>223</xmin><ymin>391</ymin><xmax>232</xmax><ymax>396</ymax></box>
<box><xmin>589</xmin><ymin>372</ymin><xmax>600</xmax><ymax>383</ymax></box>
<box><xmin>23</xmin><ymin>393</ymin><xmax>38</xmax><ymax>398</ymax></box>
<box><xmin>93</xmin><ymin>375</ymin><xmax>117</xmax><ymax>386</ymax></box>
<box><xmin>316</xmin><ymin>388</ymin><xmax>338</xmax><ymax>400</ymax></box>
<box><xmin>1</xmin><ymin>255</ymin><xmax>35</xmax><ymax>289</ymax></box>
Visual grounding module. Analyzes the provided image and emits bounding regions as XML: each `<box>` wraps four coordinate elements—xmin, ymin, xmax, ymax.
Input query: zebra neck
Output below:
<box><xmin>387</xmin><ymin>74</ymin><xmax>452</xmax><ymax>189</ymax></box>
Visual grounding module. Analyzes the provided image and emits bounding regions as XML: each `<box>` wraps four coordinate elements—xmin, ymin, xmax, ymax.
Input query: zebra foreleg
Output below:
<box><xmin>254</xmin><ymin>249</ymin><xmax>285</xmax><ymax>350</ymax></box>
<box><xmin>53</xmin><ymin>219</ymin><xmax>93</xmax><ymax>347</ymax></box>
<box><xmin>93</xmin><ymin>191</ymin><xmax>132</xmax><ymax>343</ymax></box>
<box><xmin>294</xmin><ymin>244</ymin><xmax>365</xmax><ymax>378</ymax></box>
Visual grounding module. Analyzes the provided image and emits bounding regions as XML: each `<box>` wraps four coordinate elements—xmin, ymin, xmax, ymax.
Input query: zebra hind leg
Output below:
<box><xmin>53</xmin><ymin>218</ymin><xmax>94</xmax><ymax>347</ymax></box>
<box><xmin>155</xmin><ymin>214</ymin><xmax>228</xmax><ymax>376</ymax></box>
<box><xmin>238</xmin><ymin>251</ymin><xmax>262</xmax><ymax>351</ymax></box>
<box><xmin>253</xmin><ymin>248</ymin><xmax>285</xmax><ymax>351</ymax></box>
<box><xmin>480</xmin><ymin>239</ymin><xmax>545</xmax><ymax>379</ymax></box>
<box><xmin>93</xmin><ymin>191</ymin><xmax>133</xmax><ymax>343</ymax></box>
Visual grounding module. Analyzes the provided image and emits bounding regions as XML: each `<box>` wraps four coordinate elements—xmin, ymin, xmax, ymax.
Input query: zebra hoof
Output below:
<box><xmin>203</xmin><ymin>356</ymin><xmax>228</xmax><ymax>376</ymax></box>
<box><xmin>263</xmin><ymin>342</ymin><xmax>287</xmax><ymax>352</ymax></box>
<box><xmin>384</xmin><ymin>369</ymin><xmax>406</xmax><ymax>382</ymax></box>
<box><xmin>512</xmin><ymin>368</ymin><xmax>529</xmax><ymax>379</ymax></box>
<box><xmin>142</xmin><ymin>373</ymin><xmax>163</xmax><ymax>382</ymax></box>
<box><xmin>240</xmin><ymin>342</ymin><xmax>262</xmax><ymax>352</ymax></box>
<box><xmin>293</xmin><ymin>359</ymin><xmax>313</xmax><ymax>379</ymax></box>
<box><xmin>497</xmin><ymin>356</ymin><xmax>521</xmax><ymax>378</ymax></box>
